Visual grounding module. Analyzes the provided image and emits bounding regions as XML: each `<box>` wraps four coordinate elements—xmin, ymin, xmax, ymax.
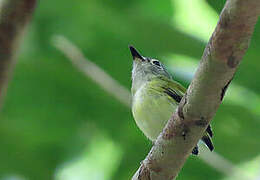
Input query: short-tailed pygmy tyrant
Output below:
<box><xmin>130</xmin><ymin>46</ymin><xmax>213</xmax><ymax>155</ymax></box>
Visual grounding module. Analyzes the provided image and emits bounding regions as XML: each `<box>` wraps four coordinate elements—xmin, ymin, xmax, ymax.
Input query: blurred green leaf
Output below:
<box><xmin>0</xmin><ymin>0</ymin><xmax>259</xmax><ymax>179</ymax></box>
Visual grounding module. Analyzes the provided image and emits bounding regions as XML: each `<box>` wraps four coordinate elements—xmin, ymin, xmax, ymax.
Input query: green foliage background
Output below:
<box><xmin>0</xmin><ymin>0</ymin><xmax>259</xmax><ymax>179</ymax></box>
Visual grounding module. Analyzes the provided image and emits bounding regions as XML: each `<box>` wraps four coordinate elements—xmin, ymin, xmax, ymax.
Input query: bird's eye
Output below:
<box><xmin>152</xmin><ymin>60</ymin><xmax>160</xmax><ymax>67</ymax></box>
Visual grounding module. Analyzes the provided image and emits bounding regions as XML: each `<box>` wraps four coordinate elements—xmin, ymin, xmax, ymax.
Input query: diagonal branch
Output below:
<box><xmin>132</xmin><ymin>0</ymin><xmax>260</xmax><ymax>179</ymax></box>
<box><xmin>53</xmin><ymin>36</ymin><xmax>254</xmax><ymax>180</ymax></box>
<box><xmin>0</xmin><ymin>0</ymin><xmax>37</xmax><ymax>106</ymax></box>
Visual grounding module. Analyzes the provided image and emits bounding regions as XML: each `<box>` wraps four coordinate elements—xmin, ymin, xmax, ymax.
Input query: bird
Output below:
<box><xmin>129</xmin><ymin>45</ymin><xmax>213</xmax><ymax>155</ymax></box>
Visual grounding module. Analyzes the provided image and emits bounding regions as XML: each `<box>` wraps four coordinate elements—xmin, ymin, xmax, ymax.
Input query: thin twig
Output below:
<box><xmin>52</xmin><ymin>35</ymin><xmax>131</xmax><ymax>107</ymax></box>
<box><xmin>199</xmin><ymin>146</ymin><xmax>254</xmax><ymax>180</ymax></box>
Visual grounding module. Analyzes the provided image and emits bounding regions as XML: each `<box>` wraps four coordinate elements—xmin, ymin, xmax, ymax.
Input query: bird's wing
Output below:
<box><xmin>153</xmin><ymin>76</ymin><xmax>214</xmax><ymax>153</ymax></box>
<box><xmin>158</xmin><ymin>76</ymin><xmax>186</xmax><ymax>102</ymax></box>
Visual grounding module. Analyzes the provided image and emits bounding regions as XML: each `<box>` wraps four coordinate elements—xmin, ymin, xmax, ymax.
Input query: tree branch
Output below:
<box><xmin>53</xmin><ymin>36</ymin><xmax>255</xmax><ymax>180</ymax></box>
<box><xmin>0</xmin><ymin>0</ymin><xmax>37</xmax><ymax>105</ymax></box>
<box><xmin>132</xmin><ymin>0</ymin><xmax>260</xmax><ymax>179</ymax></box>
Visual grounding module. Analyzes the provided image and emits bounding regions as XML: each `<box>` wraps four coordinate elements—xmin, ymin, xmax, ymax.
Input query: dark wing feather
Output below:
<box><xmin>154</xmin><ymin>76</ymin><xmax>215</xmax><ymax>152</ymax></box>
<box><xmin>206</xmin><ymin>125</ymin><xmax>213</xmax><ymax>137</ymax></box>
<box><xmin>163</xmin><ymin>87</ymin><xmax>182</xmax><ymax>103</ymax></box>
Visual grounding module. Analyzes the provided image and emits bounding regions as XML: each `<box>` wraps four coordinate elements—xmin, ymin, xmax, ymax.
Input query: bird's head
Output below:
<box><xmin>129</xmin><ymin>46</ymin><xmax>171</xmax><ymax>94</ymax></box>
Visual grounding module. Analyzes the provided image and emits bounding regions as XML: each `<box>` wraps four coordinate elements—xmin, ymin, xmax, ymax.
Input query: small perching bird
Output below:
<box><xmin>130</xmin><ymin>46</ymin><xmax>213</xmax><ymax>155</ymax></box>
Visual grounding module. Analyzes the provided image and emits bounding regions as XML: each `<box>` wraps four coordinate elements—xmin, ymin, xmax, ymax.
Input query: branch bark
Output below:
<box><xmin>0</xmin><ymin>0</ymin><xmax>37</xmax><ymax>105</ymax></box>
<box><xmin>54</xmin><ymin>36</ymin><xmax>255</xmax><ymax>180</ymax></box>
<box><xmin>132</xmin><ymin>0</ymin><xmax>260</xmax><ymax>179</ymax></box>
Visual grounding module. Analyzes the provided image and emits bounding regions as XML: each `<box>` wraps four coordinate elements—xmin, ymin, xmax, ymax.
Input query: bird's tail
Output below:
<box><xmin>192</xmin><ymin>125</ymin><xmax>214</xmax><ymax>155</ymax></box>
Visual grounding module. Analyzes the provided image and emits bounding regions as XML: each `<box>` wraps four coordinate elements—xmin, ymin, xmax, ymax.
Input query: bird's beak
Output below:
<box><xmin>129</xmin><ymin>45</ymin><xmax>144</xmax><ymax>61</ymax></box>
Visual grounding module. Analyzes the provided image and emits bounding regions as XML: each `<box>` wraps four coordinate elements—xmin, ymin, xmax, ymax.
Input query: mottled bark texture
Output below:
<box><xmin>0</xmin><ymin>0</ymin><xmax>37</xmax><ymax>104</ymax></box>
<box><xmin>132</xmin><ymin>0</ymin><xmax>260</xmax><ymax>179</ymax></box>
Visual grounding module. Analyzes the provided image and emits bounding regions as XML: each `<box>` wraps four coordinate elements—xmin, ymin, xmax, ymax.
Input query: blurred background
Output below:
<box><xmin>0</xmin><ymin>0</ymin><xmax>260</xmax><ymax>179</ymax></box>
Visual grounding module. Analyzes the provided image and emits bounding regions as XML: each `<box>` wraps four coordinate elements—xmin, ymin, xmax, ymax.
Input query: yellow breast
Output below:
<box><xmin>132</xmin><ymin>83</ymin><xmax>178</xmax><ymax>140</ymax></box>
